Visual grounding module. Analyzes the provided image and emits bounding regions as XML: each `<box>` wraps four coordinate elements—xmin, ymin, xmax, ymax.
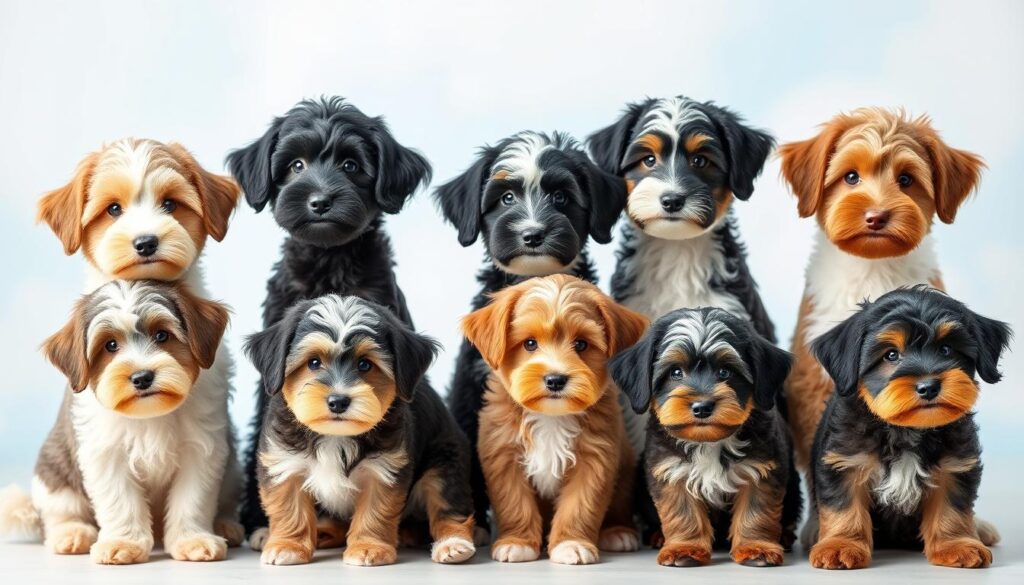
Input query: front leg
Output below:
<box><xmin>259</xmin><ymin>474</ymin><xmax>317</xmax><ymax>565</ymax></box>
<box><xmin>729</xmin><ymin>468</ymin><xmax>785</xmax><ymax>567</ymax></box>
<box><xmin>809</xmin><ymin>452</ymin><xmax>875</xmax><ymax>570</ymax></box>
<box><xmin>921</xmin><ymin>457</ymin><xmax>990</xmax><ymax>568</ymax></box>
<box><xmin>164</xmin><ymin>440</ymin><xmax>230</xmax><ymax>562</ymax></box>
<box><xmin>79</xmin><ymin>449</ymin><xmax>153</xmax><ymax>565</ymax></box>
<box><xmin>650</xmin><ymin>478</ymin><xmax>713</xmax><ymax>567</ymax></box>
<box><xmin>343</xmin><ymin>475</ymin><xmax>407</xmax><ymax>567</ymax></box>
<box><xmin>547</xmin><ymin>434</ymin><xmax>619</xmax><ymax>565</ymax></box>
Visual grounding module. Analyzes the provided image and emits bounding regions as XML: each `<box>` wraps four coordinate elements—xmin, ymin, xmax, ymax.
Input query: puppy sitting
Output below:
<box><xmin>461</xmin><ymin>275</ymin><xmax>647</xmax><ymax>564</ymax></box>
<box><xmin>807</xmin><ymin>287</ymin><xmax>1010</xmax><ymax>569</ymax></box>
<box><xmin>0</xmin><ymin>280</ymin><xmax>230</xmax><ymax>564</ymax></box>
<box><xmin>245</xmin><ymin>295</ymin><xmax>475</xmax><ymax>566</ymax></box>
<box><xmin>611</xmin><ymin>308</ymin><xmax>800</xmax><ymax>567</ymax></box>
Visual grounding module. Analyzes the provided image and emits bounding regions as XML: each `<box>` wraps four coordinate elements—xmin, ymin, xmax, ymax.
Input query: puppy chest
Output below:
<box><xmin>520</xmin><ymin>414</ymin><xmax>582</xmax><ymax>500</ymax></box>
<box><xmin>871</xmin><ymin>451</ymin><xmax>931</xmax><ymax>515</ymax></box>
<box><xmin>651</xmin><ymin>438</ymin><xmax>768</xmax><ymax>509</ymax></box>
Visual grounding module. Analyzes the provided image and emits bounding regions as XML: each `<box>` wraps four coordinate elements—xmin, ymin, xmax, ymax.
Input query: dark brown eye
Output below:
<box><xmin>501</xmin><ymin>191</ymin><xmax>516</xmax><ymax>206</ymax></box>
<box><xmin>161</xmin><ymin>199</ymin><xmax>178</xmax><ymax>213</ymax></box>
<box><xmin>551</xmin><ymin>191</ymin><xmax>568</xmax><ymax>206</ymax></box>
<box><xmin>107</xmin><ymin>203</ymin><xmax>123</xmax><ymax>217</ymax></box>
<box><xmin>357</xmin><ymin>358</ymin><xmax>372</xmax><ymax>372</ymax></box>
<box><xmin>573</xmin><ymin>339</ymin><xmax>588</xmax><ymax>352</ymax></box>
<box><xmin>670</xmin><ymin>367</ymin><xmax>683</xmax><ymax>380</ymax></box>
<box><xmin>885</xmin><ymin>349</ymin><xmax>901</xmax><ymax>362</ymax></box>
<box><xmin>153</xmin><ymin>330</ymin><xmax>169</xmax><ymax>343</ymax></box>
<box><xmin>844</xmin><ymin>171</ymin><xmax>860</xmax><ymax>185</ymax></box>
<box><xmin>524</xmin><ymin>339</ymin><xmax>538</xmax><ymax>352</ymax></box>
<box><xmin>717</xmin><ymin>367</ymin><xmax>731</xmax><ymax>380</ymax></box>
<box><xmin>939</xmin><ymin>344</ymin><xmax>952</xmax><ymax>357</ymax></box>
<box><xmin>105</xmin><ymin>339</ymin><xmax>119</xmax><ymax>352</ymax></box>
<box><xmin>341</xmin><ymin>159</ymin><xmax>360</xmax><ymax>173</ymax></box>
<box><xmin>290</xmin><ymin>160</ymin><xmax>306</xmax><ymax>174</ymax></box>
<box><xmin>308</xmin><ymin>357</ymin><xmax>322</xmax><ymax>371</ymax></box>
<box><xmin>898</xmin><ymin>173</ymin><xmax>913</xmax><ymax>187</ymax></box>
<box><xmin>642</xmin><ymin>155</ymin><xmax>657</xmax><ymax>168</ymax></box>
<box><xmin>690</xmin><ymin>154</ymin><xmax>708</xmax><ymax>168</ymax></box>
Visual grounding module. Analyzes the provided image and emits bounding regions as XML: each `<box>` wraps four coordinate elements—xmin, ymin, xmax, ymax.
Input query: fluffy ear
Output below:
<box><xmin>168</xmin><ymin>143</ymin><xmax>240</xmax><ymax>242</ymax></box>
<box><xmin>382</xmin><ymin>310</ymin><xmax>439</xmax><ymax>402</ymax></box>
<box><xmin>244</xmin><ymin>302</ymin><xmax>309</xmax><ymax>395</ymax></box>
<box><xmin>460</xmin><ymin>287</ymin><xmax>522</xmax><ymax>370</ymax></box>
<box><xmin>777</xmin><ymin>118</ymin><xmax>850</xmax><ymax>217</ymax></box>
<box><xmin>811</xmin><ymin>312</ymin><xmax>866</xmax><ymax>397</ymax></box>
<box><xmin>921</xmin><ymin>133</ymin><xmax>986</xmax><ymax>224</ymax></box>
<box><xmin>967</xmin><ymin>311</ymin><xmax>1012</xmax><ymax>384</ymax></box>
<box><xmin>594</xmin><ymin>294</ymin><xmax>649</xmax><ymax>356</ymax></box>
<box><xmin>432</xmin><ymin>147</ymin><xmax>499</xmax><ymax>247</ymax></box>
<box><xmin>226</xmin><ymin>116</ymin><xmax>282</xmax><ymax>212</ymax></box>
<box><xmin>702</xmin><ymin>103</ymin><xmax>774</xmax><ymax>201</ymax></box>
<box><xmin>174</xmin><ymin>285</ymin><xmax>231</xmax><ymax>369</ymax></box>
<box><xmin>576</xmin><ymin>154</ymin><xmax>627</xmax><ymax>244</ymax></box>
<box><xmin>748</xmin><ymin>336</ymin><xmax>793</xmax><ymax>411</ymax></box>
<box><xmin>41</xmin><ymin>298</ymin><xmax>90</xmax><ymax>392</ymax></box>
<box><xmin>586</xmin><ymin>101</ymin><xmax>647</xmax><ymax>174</ymax></box>
<box><xmin>371</xmin><ymin>122</ymin><xmax>432</xmax><ymax>214</ymax></box>
<box><xmin>609</xmin><ymin>329</ymin><xmax>657</xmax><ymax>414</ymax></box>
<box><xmin>37</xmin><ymin>151</ymin><xmax>99</xmax><ymax>255</ymax></box>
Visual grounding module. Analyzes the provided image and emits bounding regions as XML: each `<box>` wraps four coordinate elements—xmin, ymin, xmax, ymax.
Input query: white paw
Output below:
<box><xmin>431</xmin><ymin>536</ymin><xmax>475</xmax><ymax>564</ymax></box>
<box><xmin>261</xmin><ymin>543</ymin><xmax>311</xmax><ymax>565</ymax></box>
<box><xmin>491</xmin><ymin>542</ymin><xmax>539</xmax><ymax>562</ymax></box>
<box><xmin>473</xmin><ymin>525</ymin><xmax>491</xmax><ymax>546</ymax></box>
<box><xmin>90</xmin><ymin>538</ymin><xmax>151</xmax><ymax>565</ymax></box>
<box><xmin>248</xmin><ymin>527</ymin><xmax>268</xmax><ymax>551</ymax></box>
<box><xmin>549</xmin><ymin>540</ymin><xmax>599</xmax><ymax>565</ymax></box>
<box><xmin>168</xmin><ymin>532</ymin><xmax>227</xmax><ymax>562</ymax></box>
<box><xmin>598</xmin><ymin>527</ymin><xmax>640</xmax><ymax>552</ymax></box>
<box><xmin>45</xmin><ymin>522</ymin><xmax>97</xmax><ymax>555</ymax></box>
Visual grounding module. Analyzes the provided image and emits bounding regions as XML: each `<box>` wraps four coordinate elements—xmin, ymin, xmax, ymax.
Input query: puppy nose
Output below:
<box><xmin>309</xmin><ymin>195</ymin><xmax>333</xmax><ymax>215</ymax></box>
<box><xmin>130</xmin><ymin>370</ymin><xmax>155</xmax><ymax>391</ymax></box>
<box><xmin>865</xmin><ymin>209</ymin><xmax>891</xmax><ymax>230</ymax></box>
<box><xmin>544</xmin><ymin>374</ymin><xmax>568</xmax><ymax>392</ymax></box>
<box><xmin>133</xmin><ymin>235</ymin><xmax>159</xmax><ymax>257</ymax></box>
<box><xmin>915</xmin><ymin>379</ymin><xmax>941</xmax><ymax>401</ymax></box>
<box><xmin>691</xmin><ymin>400</ymin><xmax>716</xmax><ymax>419</ymax></box>
<box><xmin>660</xmin><ymin>193</ymin><xmax>685</xmax><ymax>213</ymax></box>
<box><xmin>522</xmin><ymin>229</ymin><xmax>545</xmax><ymax>248</ymax></box>
<box><xmin>327</xmin><ymin>394</ymin><xmax>352</xmax><ymax>414</ymax></box>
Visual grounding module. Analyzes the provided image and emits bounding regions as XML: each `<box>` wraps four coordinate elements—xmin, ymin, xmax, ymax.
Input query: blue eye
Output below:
<box><xmin>357</xmin><ymin>358</ymin><xmax>372</xmax><ymax>372</ymax></box>
<box><xmin>898</xmin><ymin>173</ymin><xmax>913</xmax><ymax>187</ymax></box>
<box><xmin>153</xmin><ymin>330</ymin><xmax>169</xmax><ymax>343</ymax></box>
<box><xmin>642</xmin><ymin>155</ymin><xmax>657</xmax><ymax>168</ymax></box>
<box><xmin>717</xmin><ymin>367</ymin><xmax>731</xmax><ymax>380</ymax></box>
<box><xmin>501</xmin><ymin>191</ymin><xmax>516</xmax><ymax>206</ymax></box>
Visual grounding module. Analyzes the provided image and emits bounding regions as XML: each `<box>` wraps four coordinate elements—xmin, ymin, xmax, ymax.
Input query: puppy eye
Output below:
<box><xmin>290</xmin><ymin>160</ymin><xmax>306</xmax><ymax>174</ymax></box>
<box><xmin>308</xmin><ymin>357</ymin><xmax>322</xmax><ymax>371</ymax></box>
<box><xmin>690</xmin><ymin>154</ymin><xmax>708</xmax><ymax>169</ymax></box>
<box><xmin>104</xmin><ymin>339</ymin><xmax>119</xmax><ymax>353</ymax></box>
<box><xmin>716</xmin><ymin>367</ymin><xmax>732</xmax><ymax>380</ymax></box>
<box><xmin>106</xmin><ymin>203</ymin><xmax>123</xmax><ymax>217</ymax></box>
<box><xmin>844</xmin><ymin>171</ymin><xmax>860</xmax><ymax>185</ymax></box>
<box><xmin>523</xmin><ymin>338</ymin><xmax>538</xmax><ymax>352</ymax></box>
<box><xmin>501</xmin><ymin>191</ymin><xmax>516</xmax><ymax>206</ymax></box>
<box><xmin>357</xmin><ymin>358</ymin><xmax>372</xmax><ymax>372</ymax></box>
<box><xmin>898</xmin><ymin>173</ymin><xmax>913</xmax><ymax>187</ymax></box>
<box><xmin>551</xmin><ymin>191</ymin><xmax>568</xmax><ymax>207</ymax></box>
<box><xmin>642</xmin><ymin>155</ymin><xmax>657</xmax><ymax>168</ymax></box>
<box><xmin>939</xmin><ymin>344</ymin><xmax>953</xmax><ymax>357</ymax></box>
<box><xmin>884</xmin><ymin>349</ymin><xmax>901</xmax><ymax>362</ymax></box>
<box><xmin>161</xmin><ymin>199</ymin><xmax>178</xmax><ymax>213</ymax></box>
<box><xmin>153</xmin><ymin>330</ymin><xmax>169</xmax><ymax>343</ymax></box>
<box><xmin>670</xmin><ymin>367</ymin><xmax>683</xmax><ymax>380</ymax></box>
<box><xmin>573</xmin><ymin>339</ymin><xmax>588</xmax><ymax>352</ymax></box>
<box><xmin>341</xmin><ymin>159</ymin><xmax>360</xmax><ymax>174</ymax></box>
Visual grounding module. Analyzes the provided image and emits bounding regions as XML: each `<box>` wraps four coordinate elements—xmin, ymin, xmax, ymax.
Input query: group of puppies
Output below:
<box><xmin>0</xmin><ymin>96</ymin><xmax>1011</xmax><ymax>572</ymax></box>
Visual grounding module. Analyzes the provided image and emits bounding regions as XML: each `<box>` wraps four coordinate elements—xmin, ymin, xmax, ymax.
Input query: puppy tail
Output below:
<box><xmin>0</xmin><ymin>484</ymin><xmax>42</xmax><ymax>541</ymax></box>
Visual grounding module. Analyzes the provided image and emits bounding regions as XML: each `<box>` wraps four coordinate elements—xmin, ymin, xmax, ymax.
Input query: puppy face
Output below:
<box><xmin>246</xmin><ymin>296</ymin><xmax>437</xmax><ymax>436</ymax></box>
<box><xmin>434</xmin><ymin>131</ymin><xmax>626</xmax><ymax>276</ymax></box>
<box><xmin>611</xmin><ymin>308</ymin><xmax>791</xmax><ymax>442</ymax></box>
<box><xmin>37</xmin><ymin>139</ymin><xmax>240</xmax><ymax>279</ymax></box>
<box><xmin>813</xmin><ymin>287</ymin><xmax>1011</xmax><ymax>428</ymax></box>
<box><xmin>42</xmin><ymin>280</ymin><xmax>229</xmax><ymax>418</ymax></box>
<box><xmin>227</xmin><ymin>97</ymin><xmax>431</xmax><ymax>248</ymax></box>
<box><xmin>588</xmin><ymin>96</ymin><xmax>773</xmax><ymax>240</ymax></box>
<box><xmin>462</xmin><ymin>275</ymin><xmax>647</xmax><ymax>416</ymax></box>
<box><xmin>779</xmin><ymin>108</ymin><xmax>985</xmax><ymax>259</ymax></box>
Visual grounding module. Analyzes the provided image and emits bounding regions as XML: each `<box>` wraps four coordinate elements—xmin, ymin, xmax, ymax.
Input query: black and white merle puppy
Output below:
<box><xmin>610</xmin><ymin>308</ymin><xmax>801</xmax><ymax>567</ymax></box>
<box><xmin>245</xmin><ymin>295</ymin><xmax>474</xmax><ymax>566</ymax></box>
<box><xmin>806</xmin><ymin>287</ymin><xmax>1010</xmax><ymax>570</ymax></box>
<box><xmin>433</xmin><ymin>130</ymin><xmax>627</xmax><ymax>536</ymax></box>
<box><xmin>226</xmin><ymin>96</ymin><xmax>431</xmax><ymax>540</ymax></box>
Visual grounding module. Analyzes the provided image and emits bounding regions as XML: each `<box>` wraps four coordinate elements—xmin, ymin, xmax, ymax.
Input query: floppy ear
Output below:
<box><xmin>811</xmin><ymin>312</ymin><xmax>866</xmax><ymax>397</ymax></box>
<box><xmin>921</xmin><ymin>133</ymin><xmax>985</xmax><ymax>224</ymax></box>
<box><xmin>226</xmin><ymin>116</ymin><xmax>282</xmax><ymax>212</ymax></box>
<box><xmin>609</xmin><ymin>328</ymin><xmax>657</xmax><ymax>414</ymax></box>
<box><xmin>702</xmin><ymin>103</ymin><xmax>775</xmax><ymax>201</ymax></box>
<box><xmin>41</xmin><ymin>298</ymin><xmax>90</xmax><ymax>392</ymax></box>
<box><xmin>382</xmin><ymin>310</ymin><xmax>439</xmax><ymax>402</ymax></box>
<box><xmin>460</xmin><ymin>287</ymin><xmax>522</xmax><ymax>370</ymax></box>
<box><xmin>748</xmin><ymin>336</ymin><xmax>793</xmax><ymax>411</ymax></box>
<box><xmin>168</xmin><ymin>143</ymin><xmax>240</xmax><ymax>242</ymax></box>
<box><xmin>174</xmin><ymin>285</ymin><xmax>231</xmax><ymax>369</ymax></box>
<box><xmin>967</xmin><ymin>311</ymin><xmax>1012</xmax><ymax>384</ymax></box>
<box><xmin>244</xmin><ymin>302</ymin><xmax>309</xmax><ymax>395</ymax></box>
<box><xmin>37</xmin><ymin>151</ymin><xmax>99</xmax><ymax>255</ymax></box>
<box><xmin>371</xmin><ymin>122</ymin><xmax>432</xmax><ymax>214</ymax></box>
<box><xmin>594</xmin><ymin>294</ymin><xmax>649</xmax><ymax>356</ymax></box>
<box><xmin>576</xmin><ymin>154</ymin><xmax>627</xmax><ymax>244</ymax></box>
<box><xmin>778</xmin><ymin>118</ymin><xmax>849</xmax><ymax>217</ymax></box>
<box><xmin>433</xmin><ymin>147</ymin><xmax>498</xmax><ymax>247</ymax></box>
<box><xmin>586</xmin><ymin>101</ymin><xmax>647</xmax><ymax>174</ymax></box>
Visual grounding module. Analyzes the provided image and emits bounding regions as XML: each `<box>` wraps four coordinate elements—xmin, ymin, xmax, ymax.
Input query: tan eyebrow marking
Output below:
<box><xmin>685</xmin><ymin>133</ymin><xmax>712</xmax><ymax>153</ymax></box>
<box><xmin>876</xmin><ymin>328</ymin><xmax>907</xmax><ymax>352</ymax></box>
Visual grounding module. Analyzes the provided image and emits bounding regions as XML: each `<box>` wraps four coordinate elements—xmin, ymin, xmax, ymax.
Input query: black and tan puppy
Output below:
<box><xmin>611</xmin><ymin>308</ymin><xmax>800</xmax><ymax>567</ymax></box>
<box><xmin>807</xmin><ymin>287</ymin><xmax>1010</xmax><ymax>570</ymax></box>
<box><xmin>245</xmin><ymin>295</ymin><xmax>474</xmax><ymax>566</ymax></box>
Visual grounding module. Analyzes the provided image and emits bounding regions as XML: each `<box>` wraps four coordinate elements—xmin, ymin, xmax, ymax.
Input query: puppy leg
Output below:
<box><xmin>598</xmin><ymin>436</ymin><xmax>639</xmax><ymax>553</ymax></box>
<box><xmin>479</xmin><ymin>415</ymin><xmax>542</xmax><ymax>562</ymax></box>
<box><xmin>921</xmin><ymin>458</ymin><xmax>990</xmax><ymax>568</ymax></box>
<box><xmin>652</xmin><ymin>481</ymin><xmax>713</xmax><ymax>567</ymax></box>
<box><xmin>259</xmin><ymin>474</ymin><xmax>316</xmax><ymax>565</ymax></box>
<box><xmin>729</xmin><ymin>475</ymin><xmax>785</xmax><ymax>567</ymax></box>
<box><xmin>30</xmin><ymin>476</ymin><xmax>96</xmax><ymax>555</ymax></box>
<box><xmin>418</xmin><ymin>469</ymin><xmax>475</xmax><ymax>564</ymax></box>
<box><xmin>343</xmin><ymin>477</ymin><xmax>406</xmax><ymax>567</ymax></box>
<box><xmin>809</xmin><ymin>452</ymin><xmax>874</xmax><ymax>570</ymax></box>
<box><xmin>80</xmin><ymin>453</ymin><xmax>153</xmax><ymax>564</ymax></box>
<box><xmin>164</xmin><ymin>441</ymin><xmax>229</xmax><ymax>562</ymax></box>
<box><xmin>547</xmin><ymin>439</ymin><xmax>619</xmax><ymax>565</ymax></box>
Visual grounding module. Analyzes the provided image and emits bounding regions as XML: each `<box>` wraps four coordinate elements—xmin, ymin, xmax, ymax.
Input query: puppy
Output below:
<box><xmin>806</xmin><ymin>287</ymin><xmax>1010</xmax><ymax>569</ymax></box>
<box><xmin>0</xmin><ymin>280</ymin><xmax>230</xmax><ymax>564</ymax></box>
<box><xmin>245</xmin><ymin>295</ymin><xmax>475</xmax><ymax>566</ymax></box>
<box><xmin>778</xmin><ymin>108</ymin><xmax>986</xmax><ymax>467</ymax></box>
<box><xmin>461</xmin><ymin>275</ymin><xmax>648</xmax><ymax>564</ymax></box>
<box><xmin>35</xmin><ymin>138</ymin><xmax>244</xmax><ymax>546</ymax></box>
<box><xmin>434</xmin><ymin>131</ymin><xmax>626</xmax><ymax>537</ymax></box>
<box><xmin>227</xmin><ymin>96</ymin><xmax>431</xmax><ymax>540</ymax></box>
<box><xmin>611</xmin><ymin>308</ymin><xmax>800</xmax><ymax>567</ymax></box>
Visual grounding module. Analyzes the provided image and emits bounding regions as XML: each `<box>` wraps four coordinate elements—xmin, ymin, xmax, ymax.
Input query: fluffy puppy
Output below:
<box><xmin>245</xmin><ymin>296</ymin><xmax>475</xmax><ymax>566</ymax></box>
<box><xmin>778</xmin><ymin>108</ymin><xmax>986</xmax><ymax>467</ymax></box>
<box><xmin>611</xmin><ymin>308</ymin><xmax>800</xmax><ymax>567</ymax></box>
<box><xmin>461</xmin><ymin>275</ymin><xmax>648</xmax><ymax>564</ymax></box>
<box><xmin>806</xmin><ymin>287</ymin><xmax>1010</xmax><ymax>569</ymax></box>
<box><xmin>435</xmin><ymin>131</ymin><xmax>626</xmax><ymax>537</ymax></box>
<box><xmin>227</xmin><ymin>96</ymin><xmax>431</xmax><ymax>539</ymax></box>
<box><xmin>0</xmin><ymin>280</ymin><xmax>230</xmax><ymax>564</ymax></box>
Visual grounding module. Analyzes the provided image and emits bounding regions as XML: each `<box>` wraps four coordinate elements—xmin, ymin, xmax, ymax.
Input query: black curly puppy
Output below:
<box><xmin>227</xmin><ymin>96</ymin><xmax>431</xmax><ymax>541</ymax></box>
<box><xmin>611</xmin><ymin>307</ymin><xmax>801</xmax><ymax>567</ymax></box>
<box><xmin>433</xmin><ymin>130</ymin><xmax>626</xmax><ymax>538</ymax></box>
<box><xmin>806</xmin><ymin>287</ymin><xmax>1010</xmax><ymax>570</ymax></box>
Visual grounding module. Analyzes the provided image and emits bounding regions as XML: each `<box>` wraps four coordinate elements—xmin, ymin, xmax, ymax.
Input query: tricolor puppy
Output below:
<box><xmin>0</xmin><ymin>280</ymin><xmax>230</xmax><ymax>564</ymax></box>
<box><xmin>807</xmin><ymin>287</ymin><xmax>1010</xmax><ymax>570</ymax></box>
<box><xmin>611</xmin><ymin>308</ymin><xmax>800</xmax><ymax>567</ymax></box>
<box><xmin>778</xmin><ymin>108</ymin><xmax>986</xmax><ymax>467</ymax></box>
<box><xmin>461</xmin><ymin>275</ymin><xmax>647</xmax><ymax>564</ymax></box>
<box><xmin>245</xmin><ymin>296</ymin><xmax>475</xmax><ymax>566</ymax></box>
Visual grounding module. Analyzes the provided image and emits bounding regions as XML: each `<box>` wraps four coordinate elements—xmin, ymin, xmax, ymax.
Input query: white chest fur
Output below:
<box><xmin>872</xmin><ymin>451</ymin><xmax>931</xmax><ymax>515</ymax></box>
<box><xmin>520</xmin><ymin>413</ymin><xmax>582</xmax><ymax>500</ymax></box>
<box><xmin>652</xmin><ymin>436</ymin><xmax>765</xmax><ymax>509</ymax></box>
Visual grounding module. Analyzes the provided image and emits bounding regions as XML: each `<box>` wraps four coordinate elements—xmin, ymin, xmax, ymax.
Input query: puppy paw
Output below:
<box><xmin>168</xmin><ymin>533</ymin><xmax>228</xmax><ymax>562</ymax></box>
<box><xmin>928</xmin><ymin>538</ymin><xmax>992</xmax><ymax>568</ymax></box>
<box><xmin>91</xmin><ymin>538</ymin><xmax>150</xmax><ymax>565</ymax></box>
<box><xmin>343</xmin><ymin>542</ymin><xmax>397</xmax><ymax>566</ymax></box>
<box><xmin>45</xmin><ymin>522</ymin><xmax>97</xmax><ymax>555</ymax></box>
<box><xmin>657</xmin><ymin>542</ymin><xmax>711</xmax><ymax>567</ymax></box>
<box><xmin>248</xmin><ymin>527</ymin><xmax>268</xmax><ymax>551</ymax></box>
<box><xmin>473</xmin><ymin>525</ymin><xmax>491</xmax><ymax>546</ymax></box>
<box><xmin>316</xmin><ymin>517</ymin><xmax>348</xmax><ymax>549</ymax></box>
<box><xmin>491</xmin><ymin>538</ymin><xmax>540</xmax><ymax>563</ymax></box>
<box><xmin>809</xmin><ymin>537</ymin><xmax>871</xmax><ymax>570</ymax></box>
<box><xmin>975</xmin><ymin>519</ymin><xmax>1000</xmax><ymax>546</ymax></box>
<box><xmin>732</xmin><ymin>541</ymin><xmax>784</xmax><ymax>567</ymax></box>
<box><xmin>549</xmin><ymin>539</ymin><xmax>599</xmax><ymax>565</ymax></box>
<box><xmin>261</xmin><ymin>540</ymin><xmax>313</xmax><ymax>565</ymax></box>
<box><xmin>431</xmin><ymin>536</ymin><xmax>475</xmax><ymax>564</ymax></box>
<box><xmin>213</xmin><ymin>518</ymin><xmax>245</xmax><ymax>548</ymax></box>
<box><xmin>598</xmin><ymin>526</ymin><xmax>640</xmax><ymax>552</ymax></box>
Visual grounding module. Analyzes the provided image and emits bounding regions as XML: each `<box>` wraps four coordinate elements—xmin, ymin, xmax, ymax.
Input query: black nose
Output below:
<box><xmin>131</xmin><ymin>370</ymin><xmax>155</xmax><ymax>391</ymax></box>
<box><xmin>544</xmin><ymin>374</ymin><xmax>568</xmax><ymax>392</ymax></box>
<box><xmin>522</xmin><ymin>229</ymin><xmax>545</xmax><ymax>248</ymax></box>
<box><xmin>691</xmin><ymin>401</ymin><xmax>715</xmax><ymax>419</ymax></box>
<box><xmin>915</xmin><ymin>379</ymin><xmax>942</xmax><ymax>401</ymax></box>
<box><xmin>133</xmin><ymin>235</ymin><xmax>159</xmax><ymax>257</ymax></box>
<box><xmin>309</xmin><ymin>195</ymin><xmax>333</xmax><ymax>215</ymax></box>
<box><xmin>327</xmin><ymin>394</ymin><xmax>352</xmax><ymax>414</ymax></box>
<box><xmin>660</xmin><ymin>193</ymin><xmax>685</xmax><ymax>213</ymax></box>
